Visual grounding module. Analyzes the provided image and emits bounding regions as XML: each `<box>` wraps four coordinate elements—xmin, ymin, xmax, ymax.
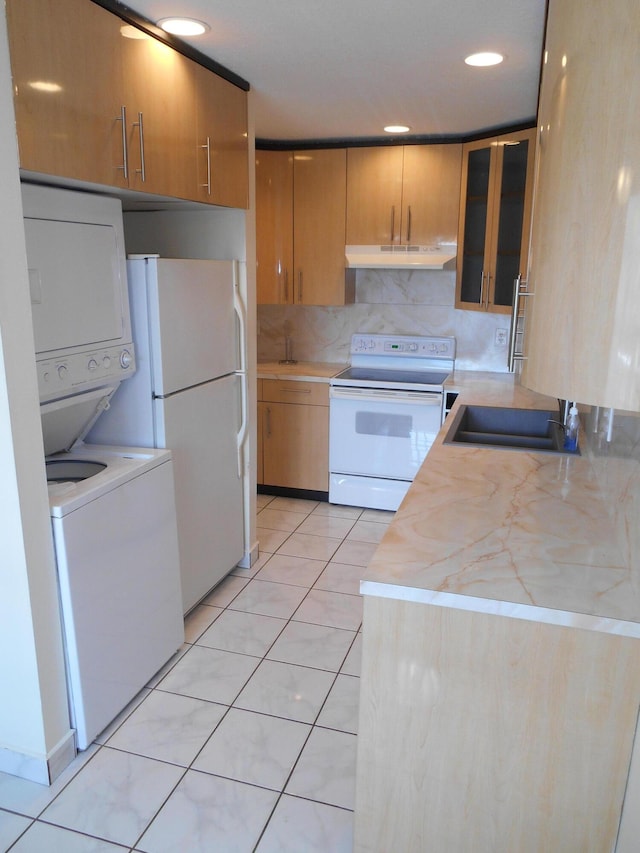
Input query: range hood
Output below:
<box><xmin>345</xmin><ymin>244</ymin><xmax>457</xmax><ymax>271</ymax></box>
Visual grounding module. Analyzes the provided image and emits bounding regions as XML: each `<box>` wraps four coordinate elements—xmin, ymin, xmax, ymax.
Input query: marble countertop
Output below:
<box><xmin>257</xmin><ymin>362</ymin><xmax>344</xmax><ymax>382</ymax></box>
<box><xmin>362</xmin><ymin>373</ymin><xmax>640</xmax><ymax>638</ymax></box>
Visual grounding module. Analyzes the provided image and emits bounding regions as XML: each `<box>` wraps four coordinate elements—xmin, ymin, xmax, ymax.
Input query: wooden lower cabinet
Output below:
<box><xmin>258</xmin><ymin>380</ymin><xmax>329</xmax><ymax>492</ymax></box>
<box><xmin>355</xmin><ymin>596</ymin><xmax>640</xmax><ymax>852</ymax></box>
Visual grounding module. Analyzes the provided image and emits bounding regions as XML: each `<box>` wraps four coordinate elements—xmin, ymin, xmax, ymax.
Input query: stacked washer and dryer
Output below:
<box><xmin>24</xmin><ymin>184</ymin><xmax>184</xmax><ymax>751</ymax></box>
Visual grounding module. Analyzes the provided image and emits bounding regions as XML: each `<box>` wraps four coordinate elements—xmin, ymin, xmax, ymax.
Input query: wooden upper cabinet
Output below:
<box><xmin>293</xmin><ymin>149</ymin><xmax>353</xmax><ymax>306</ymax></box>
<box><xmin>6</xmin><ymin>0</ymin><xmax>248</xmax><ymax>206</ymax></box>
<box><xmin>256</xmin><ymin>150</ymin><xmax>294</xmax><ymax>304</ymax></box>
<box><xmin>455</xmin><ymin>128</ymin><xmax>535</xmax><ymax>314</ymax></box>
<box><xmin>346</xmin><ymin>144</ymin><xmax>462</xmax><ymax>246</ymax></box>
<box><xmin>6</xmin><ymin>0</ymin><xmax>128</xmax><ymax>188</ymax></box>
<box><xmin>256</xmin><ymin>148</ymin><xmax>354</xmax><ymax>306</ymax></box>
<box><xmin>401</xmin><ymin>145</ymin><xmax>462</xmax><ymax>245</ymax></box>
<box><xmin>346</xmin><ymin>147</ymin><xmax>403</xmax><ymax>244</ymax></box>
<box><xmin>190</xmin><ymin>60</ymin><xmax>249</xmax><ymax>208</ymax></box>
<box><xmin>522</xmin><ymin>0</ymin><xmax>640</xmax><ymax>411</ymax></box>
<box><xmin>120</xmin><ymin>35</ymin><xmax>196</xmax><ymax>199</ymax></box>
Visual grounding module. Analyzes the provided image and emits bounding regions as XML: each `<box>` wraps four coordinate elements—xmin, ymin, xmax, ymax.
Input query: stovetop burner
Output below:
<box><xmin>333</xmin><ymin>366</ymin><xmax>450</xmax><ymax>390</ymax></box>
<box><xmin>331</xmin><ymin>334</ymin><xmax>456</xmax><ymax>392</ymax></box>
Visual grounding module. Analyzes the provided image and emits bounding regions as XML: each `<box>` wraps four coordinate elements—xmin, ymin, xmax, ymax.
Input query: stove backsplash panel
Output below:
<box><xmin>258</xmin><ymin>269</ymin><xmax>510</xmax><ymax>370</ymax></box>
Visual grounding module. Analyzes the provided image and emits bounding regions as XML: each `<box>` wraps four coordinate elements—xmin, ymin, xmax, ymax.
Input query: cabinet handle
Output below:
<box><xmin>115</xmin><ymin>105</ymin><xmax>128</xmax><ymax>180</ymax></box>
<box><xmin>265</xmin><ymin>406</ymin><xmax>271</xmax><ymax>437</ymax></box>
<box><xmin>283</xmin><ymin>268</ymin><xmax>289</xmax><ymax>302</ymax></box>
<box><xmin>390</xmin><ymin>206</ymin><xmax>395</xmax><ymax>243</ymax></box>
<box><xmin>479</xmin><ymin>271</ymin><xmax>486</xmax><ymax>308</ymax></box>
<box><xmin>200</xmin><ymin>136</ymin><xmax>211</xmax><ymax>195</ymax></box>
<box><xmin>484</xmin><ymin>273</ymin><xmax>491</xmax><ymax>309</ymax></box>
<box><xmin>508</xmin><ymin>274</ymin><xmax>535</xmax><ymax>371</ymax></box>
<box><xmin>281</xmin><ymin>388</ymin><xmax>311</xmax><ymax>394</ymax></box>
<box><xmin>132</xmin><ymin>111</ymin><xmax>146</xmax><ymax>182</ymax></box>
<box><xmin>297</xmin><ymin>271</ymin><xmax>303</xmax><ymax>303</ymax></box>
<box><xmin>406</xmin><ymin>205</ymin><xmax>412</xmax><ymax>243</ymax></box>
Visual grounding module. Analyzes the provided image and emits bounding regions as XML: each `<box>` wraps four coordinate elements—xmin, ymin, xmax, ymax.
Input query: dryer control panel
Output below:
<box><xmin>37</xmin><ymin>344</ymin><xmax>136</xmax><ymax>402</ymax></box>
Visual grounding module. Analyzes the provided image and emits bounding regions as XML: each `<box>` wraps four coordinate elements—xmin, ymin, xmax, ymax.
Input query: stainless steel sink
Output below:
<box><xmin>443</xmin><ymin>405</ymin><xmax>579</xmax><ymax>454</ymax></box>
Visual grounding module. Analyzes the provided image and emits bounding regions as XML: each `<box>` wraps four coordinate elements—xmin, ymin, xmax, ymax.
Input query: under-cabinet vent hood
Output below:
<box><xmin>345</xmin><ymin>244</ymin><xmax>457</xmax><ymax>271</ymax></box>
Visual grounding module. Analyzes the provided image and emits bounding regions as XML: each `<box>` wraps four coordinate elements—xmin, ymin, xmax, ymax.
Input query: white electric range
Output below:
<box><xmin>329</xmin><ymin>333</ymin><xmax>455</xmax><ymax>511</ymax></box>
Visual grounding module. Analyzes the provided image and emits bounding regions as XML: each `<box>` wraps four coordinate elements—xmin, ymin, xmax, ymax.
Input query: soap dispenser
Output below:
<box><xmin>564</xmin><ymin>405</ymin><xmax>579</xmax><ymax>451</ymax></box>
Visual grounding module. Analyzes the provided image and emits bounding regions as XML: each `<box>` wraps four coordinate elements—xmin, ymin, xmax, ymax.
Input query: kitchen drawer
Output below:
<box><xmin>261</xmin><ymin>379</ymin><xmax>329</xmax><ymax>406</ymax></box>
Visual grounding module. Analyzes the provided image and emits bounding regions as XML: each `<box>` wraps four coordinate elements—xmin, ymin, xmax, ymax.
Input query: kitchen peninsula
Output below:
<box><xmin>354</xmin><ymin>373</ymin><xmax>640</xmax><ymax>852</ymax></box>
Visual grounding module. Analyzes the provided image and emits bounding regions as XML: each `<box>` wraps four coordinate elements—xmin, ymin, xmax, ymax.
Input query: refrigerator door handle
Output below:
<box><xmin>233</xmin><ymin>262</ymin><xmax>249</xmax><ymax>479</ymax></box>
<box><xmin>233</xmin><ymin>261</ymin><xmax>247</xmax><ymax>375</ymax></box>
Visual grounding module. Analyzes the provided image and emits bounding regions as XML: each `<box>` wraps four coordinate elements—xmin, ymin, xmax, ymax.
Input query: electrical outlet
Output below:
<box><xmin>495</xmin><ymin>328</ymin><xmax>508</xmax><ymax>347</ymax></box>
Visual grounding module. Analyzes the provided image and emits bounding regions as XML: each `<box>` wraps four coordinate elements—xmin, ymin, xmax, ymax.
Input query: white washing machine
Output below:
<box><xmin>23</xmin><ymin>184</ymin><xmax>184</xmax><ymax>751</ymax></box>
<box><xmin>46</xmin><ymin>442</ymin><xmax>184</xmax><ymax>750</ymax></box>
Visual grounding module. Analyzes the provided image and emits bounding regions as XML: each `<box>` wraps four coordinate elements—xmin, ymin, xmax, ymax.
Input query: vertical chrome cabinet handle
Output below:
<box><xmin>485</xmin><ymin>273</ymin><xmax>491</xmax><ymax>309</ymax></box>
<box><xmin>508</xmin><ymin>275</ymin><xmax>522</xmax><ymax>371</ymax></box>
<box><xmin>390</xmin><ymin>206</ymin><xmax>395</xmax><ymax>243</ymax></box>
<box><xmin>200</xmin><ymin>136</ymin><xmax>211</xmax><ymax>195</ymax></box>
<box><xmin>508</xmin><ymin>274</ymin><xmax>534</xmax><ymax>371</ymax></box>
<box><xmin>115</xmin><ymin>106</ymin><xmax>128</xmax><ymax>180</ymax></box>
<box><xmin>297</xmin><ymin>271</ymin><xmax>303</xmax><ymax>303</ymax></box>
<box><xmin>132</xmin><ymin>111</ymin><xmax>145</xmax><ymax>182</ymax></box>
<box><xmin>283</xmin><ymin>268</ymin><xmax>289</xmax><ymax>302</ymax></box>
<box><xmin>265</xmin><ymin>406</ymin><xmax>271</xmax><ymax>437</ymax></box>
<box><xmin>406</xmin><ymin>205</ymin><xmax>412</xmax><ymax>243</ymax></box>
<box><xmin>479</xmin><ymin>271</ymin><xmax>486</xmax><ymax>308</ymax></box>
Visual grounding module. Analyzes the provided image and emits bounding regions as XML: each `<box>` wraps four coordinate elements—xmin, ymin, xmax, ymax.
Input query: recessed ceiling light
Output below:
<box><xmin>384</xmin><ymin>125</ymin><xmax>411</xmax><ymax>134</ymax></box>
<box><xmin>157</xmin><ymin>17</ymin><xmax>210</xmax><ymax>36</ymax></box>
<box><xmin>465</xmin><ymin>52</ymin><xmax>504</xmax><ymax>67</ymax></box>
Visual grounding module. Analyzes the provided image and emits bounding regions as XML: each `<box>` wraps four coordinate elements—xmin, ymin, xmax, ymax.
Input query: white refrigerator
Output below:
<box><xmin>89</xmin><ymin>256</ymin><xmax>247</xmax><ymax>613</ymax></box>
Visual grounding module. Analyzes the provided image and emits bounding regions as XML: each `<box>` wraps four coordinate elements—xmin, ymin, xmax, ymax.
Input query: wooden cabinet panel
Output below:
<box><xmin>346</xmin><ymin>144</ymin><xmax>461</xmax><ymax>246</ymax></box>
<box><xmin>6</xmin><ymin>0</ymin><xmax>127</xmax><ymax>188</ymax></box>
<box><xmin>356</xmin><ymin>596</ymin><xmax>640</xmax><ymax>852</ymax></box>
<box><xmin>521</xmin><ymin>0</ymin><xmax>640</xmax><ymax>412</ymax></box>
<box><xmin>7</xmin><ymin>0</ymin><xmax>248</xmax><ymax>207</ymax></box>
<box><xmin>262</xmin><ymin>401</ymin><xmax>329</xmax><ymax>492</ymax></box>
<box><xmin>256</xmin><ymin>150</ymin><xmax>294</xmax><ymax>304</ymax></box>
<box><xmin>257</xmin><ymin>400</ymin><xmax>264</xmax><ymax>485</ymax></box>
<box><xmin>402</xmin><ymin>144</ymin><xmax>461</xmax><ymax>245</ymax></box>
<box><xmin>121</xmin><ymin>35</ymin><xmax>196</xmax><ymax>198</ymax></box>
<box><xmin>261</xmin><ymin>379</ymin><xmax>329</xmax><ymax>406</ymax></box>
<box><xmin>191</xmin><ymin>60</ymin><xmax>248</xmax><ymax>208</ymax></box>
<box><xmin>346</xmin><ymin>147</ymin><xmax>403</xmax><ymax>244</ymax></box>
<box><xmin>256</xmin><ymin>148</ymin><xmax>353</xmax><ymax>306</ymax></box>
<box><xmin>293</xmin><ymin>148</ymin><xmax>352</xmax><ymax>306</ymax></box>
<box><xmin>258</xmin><ymin>380</ymin><xmax>329</xmax><ymax>492</ymax></box>
<box><xmin>455</xmin><ymin>128</ymin><xmax>535</xmax><ymax>314</ymax></box>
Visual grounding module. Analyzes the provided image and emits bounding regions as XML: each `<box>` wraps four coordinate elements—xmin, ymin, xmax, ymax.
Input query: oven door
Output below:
<box><xmin>329</xmin><ymin>386</ymin><xmax>443</xmax><ymax>481</ymax></box>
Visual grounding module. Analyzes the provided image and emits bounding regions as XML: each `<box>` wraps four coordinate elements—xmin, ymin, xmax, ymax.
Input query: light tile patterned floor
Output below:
<box><xmin>0</xmin><ymin>495</ymin><xmax>393</xmax><ymax>852</ymax></box>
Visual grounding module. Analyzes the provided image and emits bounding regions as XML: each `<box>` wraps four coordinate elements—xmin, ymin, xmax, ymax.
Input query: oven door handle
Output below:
<box><xmin>330</xmin><ymin>387</ymin><xmax>442</xmax><ymax>405</ymax></box>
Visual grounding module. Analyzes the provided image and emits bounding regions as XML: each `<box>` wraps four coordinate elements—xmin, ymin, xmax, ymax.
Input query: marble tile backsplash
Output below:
<box><xmin>257</xmin><ymin>269</ymin><xmax>511</xmax><ymax>371</ymax></box>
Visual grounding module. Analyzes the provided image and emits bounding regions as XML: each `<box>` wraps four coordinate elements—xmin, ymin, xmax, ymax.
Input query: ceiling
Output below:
<box><xmin>121</xmin><ymin>0</ymin><xmax>548</xmax><ymax>143</ymax></box>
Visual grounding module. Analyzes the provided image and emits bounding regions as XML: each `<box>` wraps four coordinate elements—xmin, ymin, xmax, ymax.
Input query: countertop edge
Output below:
<box><xmin>360</xmin><ymin>581</ymin><xmax>640</xmax><ymax>638</ymax></box>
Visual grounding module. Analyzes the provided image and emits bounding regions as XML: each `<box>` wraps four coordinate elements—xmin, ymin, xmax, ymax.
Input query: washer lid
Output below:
<box><xmin>40</xmin><ymin>384</ymin><xmax>119</xmax><ymax>456</ymax></box>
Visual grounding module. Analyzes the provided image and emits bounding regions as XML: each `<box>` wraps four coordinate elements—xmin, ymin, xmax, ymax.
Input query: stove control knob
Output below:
<box><xmin>409</xmin><ymin>343</ymin><xmax>418</xmax><ymax>352</ymax></box>
<box><xmin>57</xmin><ymin>364</ymin><xmax>68</xmax><ymax>380</ymax></box>
<box><xmin>103</xmin><ymin>355</ymin><xmax>112</xmax><ymax>369</ymax></box>
<box><xmin>120</xmin><ymin>349</ymin><xmax>133</xmax><ymax>369</ymax></box>
<box><xmin>88</xmin><ymin>358</ymin><xmax>98</xmax><ymax>372</ymax></box>
<box><xmin>430</xmin><ymin>343</ymin><xmax>437</xmax><ymax>352</ymax></box>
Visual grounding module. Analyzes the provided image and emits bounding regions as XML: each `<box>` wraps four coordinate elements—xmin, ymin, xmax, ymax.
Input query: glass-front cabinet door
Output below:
<box><xmin>456</xmin><ymin>128</ymin><xmax>536</xmax><ymax>313</ymax></box>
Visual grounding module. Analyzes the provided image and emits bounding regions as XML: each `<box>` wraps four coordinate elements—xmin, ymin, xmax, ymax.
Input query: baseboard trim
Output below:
<box><xmin>0</xmin><ymin>728</ymin><xmax>76</xmax><ymax>786</ymax></box>
<box><xmin>258</xmin><ymin>485</ymin><xmax>329</xmax><ymax>502</ymax></box>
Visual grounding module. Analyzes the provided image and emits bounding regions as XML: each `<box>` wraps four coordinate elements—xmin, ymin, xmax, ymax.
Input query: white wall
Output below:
<box><xmin>0</xmin><ymin>6</ymin><xmax>74</xmax><ymax>783</ymax></box>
